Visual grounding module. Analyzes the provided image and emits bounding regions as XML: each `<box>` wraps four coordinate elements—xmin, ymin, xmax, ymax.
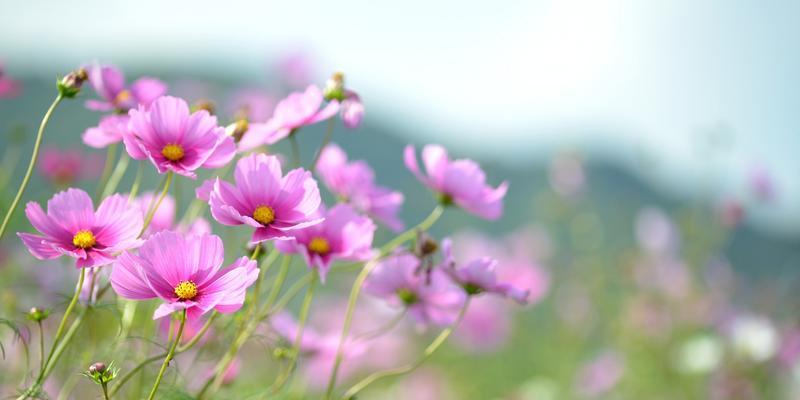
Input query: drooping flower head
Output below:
<box><xmin>18</xmin><ymin>188</ymin><xmax>143</xmax><ymax>268</ymax></box>
<box><xmin>110</xmin><ymin>231</ymin><xmax>258</xmax><ymax>320</ymax></box>
<box><xmin>275</xmin><ymin>204</ymin><xmax>376</xmax><ymax>282</ymax></box>
<box><xmin>207</xmin><ymin>153</ymin><xmax>322</xmax><ymax>243</ymax></box>
<box><xmin>85</xmin><ymin>64</ymin><xmax>166</xmax><ymax>112</ymax></box>
<box><xmin>364</xmin><ymin>253</ymin><xmax>465</xmax><ymax>327</ymax></box>
<box><xmin>441</xmin><ymin>239</ymin><xmax>529</xmax><ymax>304</ymax></box>
<box><xmin>404</xmin><ymin>144</ymin><xmax>508</xmax><ymax>220</ymax></box>
<box><xmin>124</xmin><ymin>96</ymin><xmax>236</xmax><ymax>178</ymax></box>
<box><xmin>316</xmin><ymin>144</ymin><xmax>404</xmax><ymax>231</ymax></box>
<box><xmin>236</xmin><ymin>85</ymin><xmax>339</xmax><ymax>149</ymax></box>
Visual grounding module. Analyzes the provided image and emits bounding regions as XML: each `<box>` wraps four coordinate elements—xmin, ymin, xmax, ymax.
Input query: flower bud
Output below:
<box><xmin>27</xmin><ymin>306</ymin><xmax>50</xmax><ymax>322</ymax></box>
<box><xmin>323</xmin><ymin>71</ymin><xmax>346</xmax><ymax>101</ymax></box>
<box><xmin>192</xmin><ymin>99</ymin><xmax>216</xmax><ymax>115</ymax></box>
<box><xmin>56</xmin><ymin>67</ymin><xmax>88</xmax><ymax>98</ymax></box>
<box><xmin>83</xmin><ymin>361</ymin><xmax>118</xmax><ymax>385</ymax></box>
<box><xmin>414</xmin><ymin>231</ymin><xmax>439</xmax><ymax>257</ymax></box>
<box><xmin>226</xmin><ymin>119</ymin><xmax>249</xmax><ymax>142</ymax></box>
<box><xmin>88</xmin><ymin>362</ymin><xmax>106</xmax><ymax>375</ymax></box>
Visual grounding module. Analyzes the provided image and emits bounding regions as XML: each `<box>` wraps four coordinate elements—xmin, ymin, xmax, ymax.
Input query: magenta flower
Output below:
<box><xmin>18</xmin><ymin>188</ymin><xmax>143</xmax><ymax>268</ymax></box>
<box><xmin>110</xmin><ymin>231</ymin><xmax>258</xmax><ymax>320</ymax></box>
<box><xmin>85</xmin><ymin>64</ymin><xmax>166</xmax><ymax>112</ymax></box>
<box><xmin>364</xmin><ymin>253</ymin><xmax>465</xmax><ymax>327</ymax></box>
<box><xmin>208</xmin><ymin>153</ymin><xmax>322</xmax><ymax>243</ymax></box>
<box><xmin>124</xmin><ymin>96</ymin><xmax>236</xmax><ymax>178</ymax></box>
<box><xmin>82</xmin><ymin>114</ymin><xmax>130</xmax><ymax>149</ymax></box>
<box><xmin>0</xmin><ymin>64</ymin><xmax>21</xmax><ymax>98</ymax></box>
<box><xmin>316</xmin><ymin>144</ymin><xmax>404</xmax><ymax>231</ymax></box>
<box><xmin>441</xmin><ymin>239</ymin><xmax>529</xmax><ymax>304</ymax></box>
<box><xmin>275</xmin><ymin>204</ymin><xmax>376</xmax><ymax>282</ymax></box>
<box><xmin>340</xmin><ymin>90</ymin><xmax>364</xmax><ymax>129</ymax></box>
<box><xmin>404</xmin><ymin>145</ymin><xmax>508</xmax><ymax>220</ymax></box>
<box><xmin>237</xmin><ymin>85</ymin><xmax>339</xmax><ymax>148</ymax></box>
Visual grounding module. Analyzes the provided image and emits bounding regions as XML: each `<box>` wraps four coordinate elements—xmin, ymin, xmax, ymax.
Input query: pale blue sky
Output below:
<box><xmin>1</xmin><ymin>0</ymin><xmax>798</xmax><ymax>235</ymax></box>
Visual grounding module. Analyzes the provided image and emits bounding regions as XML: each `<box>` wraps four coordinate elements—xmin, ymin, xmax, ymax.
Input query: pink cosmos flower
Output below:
<box><xmin>207</xmin><ymin>153</ymin><xmax>322</xmax><ymax>243</ymax></box>
<box><xmin>0</xmin><ymin>64</ymin><xmax>21</xmax><ymax>98</ymax></box>
<box><xmin>364</xmin><ymin>253</ymin><xmax>465</xmax><ymax>327</ymax></box>
<box><xmin>316</xmin><ymin>144</ymin><xmax>404</xmax><ymax>231</ymax></box>
<box><xmin>404</xmin><ymin>145</ymin><xmax>508</xmax><ymax>220</ymax></box>
<box><xmin>110</xmin><ymin>231</ymin><xmax>258</xmax><ymax>320</ymax></box>
<box><xmin>82</xmin><ymin>114</ymin><xmax>130</xmax><ymax>149</ymax></box>
<box><xmin>275</xmin><ymin>204</ymin><xmax>376</xmax><ymax>282</ymax></box>
<box><xmin>18</xmin><ymin>188</ymin><xmax>143</xmax><ymax>268</ymax></box>
<box><xmin>38</xmin><ymin>147</ymin><xmax>103</xmax><ymax>185</ymax></box>
<box><xmin>124</xmin><ymin>96</ymin><xmax>236</xmax><ymax>178</ymax></box>
<box><xmin>340</xmin><ymin>90</ymin><xmax>364</xmax><ymax>129</ymax></box>
<box><xmin>237</xmin><ymin>85</ymin><xmax>339</xmax><ymax>149</ymax></box>
<box><xmin>441</xmin><ymin>239</ymin><xmax>529</xmax><ymax>304</ymax></box>
<box><xmin>85</xmin><ymin>64</ymin><xmax>166</xmax><ymax>112</ymax></box>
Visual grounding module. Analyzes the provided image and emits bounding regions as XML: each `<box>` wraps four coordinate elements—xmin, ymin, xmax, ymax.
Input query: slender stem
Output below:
<box><xmin>289</xmin><ymin>133</ymin><xmax>301</xmax><ymax>168</ymax></box>
<box><xmin>127</xmin><ymin>161</ymin><xmax>144</xmax><ymax>203</ymax></box>
<box><xmin>101</xmin><ymin>152</ymin><xmax>130</xmax><ymax>199</ymax></box>
<box><xmin>310</xmin><ymin>119</ymin><xmax>335</xmax><ymax>171</ymax></box>
<box><xmin>264</xmin><ymin>255</ymin><xmax>292</xmax><ymax>310</ymax></box>
<box><xmin>41</xmin><ymin>268</ymin><xmax>85</xmax><ymax>375</ymax></box>
<box><xmin>147</xmin><ymin>309</ymin><xmax>186</xmax><ymax>400</ymax></box>
<box><xmin>342</xmin><ymin>299</ymin><xmax>471</xmax><ymax>399</ymax></box>
<box><xmin>101</xmin><ymin>383</ymin><xmax>110</xmax><ymax>400</ymax></box>
<box><xmin>40</xmin><ymin>306</ymin><xmax>89</xmax><ymax>381</ymax></box>
<box><xmin>139</xmin><ymin>172</ymin><xmax>173</xmax><ymax>236</ymax></box>
<box><xmin>273</xmin><ymin>272</ymin><xmax>318</xmax><ymax>391</ymax></box>
<box><xmin>37</xmin><ymin>321</ymin><xmax>44</xmax><ymax>375</ymax></box>
<box><xmin>0</xmin><ymin>94</ymin><xmax>64</xmax><ymax>239</ymax></box>
<box><xmin>353</xmin><ymin>310</ymin><xmax>406</xmax><ymax>342</ymax></box>
<box><xmin>324</xmin><ymin>206</ymin><xmax>444</xmax><ymax>398</ymax></box>
<box><xmin>96</xmin><ymin>144</ymin><xmax>118</xmax><ymax>200</ymax></box>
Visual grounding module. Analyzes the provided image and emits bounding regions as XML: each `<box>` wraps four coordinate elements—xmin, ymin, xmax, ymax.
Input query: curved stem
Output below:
<box><xmin>0</xmin><ymin>94</ymin><xmax>63</xmax><ymax>239</ymax></box>
<box><xmin>342</xmin><ymin>299</ymin><xmax>470</xmax><ymax>399</ymax></box>
<box><xmin>147</xmin><ymin>309</ymin><xmax>186</xmax><ymax>400</ymax></box>
<box><xmin>41</xmin><ymin>268</ymin><xmax>85</xmax><ymax>375</ymax></box>
<box><xmin>324</xmin><ymin>206</ymin><xmax>444</xmax><ymax>398</ymax></box>
<box><xmin>100</xmin><ymin>152</ymin><xmax>130</xmax><ymax>199</ymax></box>
<box><xmin>353</xmin><ymin>310</ymin><xmax>406</xmax><ymax>342</ymax></box>
<box><xmin>310</xmin><ymin>119</ymin><xmax>334</xmax><ymax>171</ymax></box>
<box><xmin>139</xmin><ymin>171</ymin><xmax>173</xmax><ymax>236</ymax></box>
<box><xmin>273</xmin><ymin>272</ymin><xmax>318</xmax><ymax>391</ymax></box>
<box><xmin>40</xmin><ymin>306</ymin><xmax>89</xmax><ymax>383</ymax></box>
<box><xmin>289</xmin><ymin>133</ymin><xmax>301</xmax><ymax>168</ymax></box>
<box><xmin>127</xmin><ymin>161</ymin><xmax>144</xmax><ymax>203</ymax></box>
<box><xmin>95</xmin><ymin>144</ymin><xmax>118</xmax><ymax>200</ymax></box>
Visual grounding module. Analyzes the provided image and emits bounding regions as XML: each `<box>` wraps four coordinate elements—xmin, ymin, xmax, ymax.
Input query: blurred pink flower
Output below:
<box><xmin>716</xmin><ymin>199</ymin><xmax>744</xmax><ymax>228</ymax></box>
<box><xmin>453</xmin><ymin>296</ymin><xmax>512</xmax><ymax>353</ymax></box>
<box><xmin>275</xmin><ymin>204</ymin><xmax>376</xmax><ymax>282</ymax></box>
<box><xmin>549</xmin><ymin>152</ymin><xmax>585</xmax><ymax>198</ymax></box>
<box><xmin>748</xmin><ymin>165</ymin><xmax>776</xmax><ymax>202</ymax></box>
<box><xmin>0</xmin><ymin>64</ymin><xmax>22</xmax><ymax>98</ymax></box>
<box><xmin>83</xmin><ymin>114</ymin><xmax>130</xmax><ymax>149</ymax></box>
<box><xmin>18</xmin><ymin>189</ymin><xmax>143</xmax><ymax>268</ymax></box>
<box><xmin>575</xmin><ymin>351</ymin><xmax>624</xmax><ymax>397</ymax></box>
<box><xmin>110</xmin><ymin>231</ymin><xmax>258</xmax><ymax>320</ymax></box>
<box><xmin>227</xmin><ymin>88</ymin><xmax>275</xmax><ymax>123</ymax></box>
<box><xmin>316</xmin><ymin>144</ymin><xmax>405</xmax><ymax>231</ymax></box>
<box><xmin>38</xmin><ymin>147</ymin><xmax>103</xmax><ymax>185</ymax></box>
<box><xmin>85</xmin><ymin>64</ymin><xmax>166</xmax><ymax>112</ymax></box>
<box><xmin>392</xmin><ymin>368</ymin><xmax>456</xmax><ymax>400</ymax></box>
<box><xmin>404</xmin><ymin>144</ymin><xmax>507</xmax><ymax>220</ymax></box>
<box><xmin>273</xmin><ymin>51</ymin><xmax>314</xmax><ymax>89</ymax></box>
<box><xmin>124</xmin><ymin>96</ymin><xmax>236</xmax><ymax>178</ymax></box>
<box><xmin>207</xmin><ymin>153</ymin><xmax>322</xmax><ymax>243</ymax></box>
<box><xmin>134</xmin><ymin>192</ymin><xmax>176</xmax><ymax>236</ymax></box>
<box><xmin>340</xmin><ymin>90</ymin><xmax>364</xmax><ymax>129</ymax></box>
<box><xmin>778</xmin><ymin>327</ymin><xmax>800</xmax><ymax>368</ymax></box>
<box><xmin>441</xmin><ymin>239</ymin><xmax>529</xmax><ymax>304</ymax></box>
<box><xmin>635</xmin><ymin>207</ymin><xmax>678</xmax><ymax>255</ymax></box>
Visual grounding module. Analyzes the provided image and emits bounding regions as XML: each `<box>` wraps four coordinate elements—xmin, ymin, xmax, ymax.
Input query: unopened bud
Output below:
<box><xmin>57</xmin><ymin>68</ymin><xmax>88</xmax><ymax>98</ymax></box>
<box><xmin>88</xmin><ymin>362</ymin><xmax>106</xmax><ymax>374</ymax></box>
<box><xmin>84</xmin><ymin>361</ymin><xmax>118</xmax><ymax>385</ymax></box>
<box><xmin>192</xmin><ymin>99</ymin><xmax>216</xmax><ymax>115</ymax></box>
<box><xmin>27</xmin><ymin>306</ymin><xmax>50</xmax><ymax>322</ymax></box>
<box><xmin>323</xmin><ymin>71</ymin><xmax>346</xmax><ymax>101</ymax></box>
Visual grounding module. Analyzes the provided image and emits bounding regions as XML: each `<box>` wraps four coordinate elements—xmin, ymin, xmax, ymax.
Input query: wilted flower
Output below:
<box><xmin>124</xmin><ymin>96</ymin><xmax>236</xmax><ymax>178</ymax></box>
<box><xmin>404</xmin><ymin>144</ymin><xmax>507</xmax><ymax>220</ymax></box>
<box><xmin>275</xmin><ymin>204</ymin><xmax>376</xmax><ymax>282</ymax></box>
<box><xmin>18</xmin><ymin>188</ymin><xmax>143</xmax><ymax>268</ymax></box>
<box><xmin>110</xmin><ymin>231</ymin><xmax>258</xmax><ymax>320</ymax></box>
<box><xmin>85</xmin><ymin>64</ymin><xmax>166</xmax><ymax>112</ymax></box>
<box><xmin>364</xmin><ymin>253</ymin><xmax>465</xmax><ymax>327</ymax></box>
<box><xmin>207</xmin><ymin>153</ymin><xmax>322</xmax><ymax>243</ymax></box>
<box><xmin>316</xmin><ymin>144</ymin><xmax>404</xmax><ymax>231</ymax></box>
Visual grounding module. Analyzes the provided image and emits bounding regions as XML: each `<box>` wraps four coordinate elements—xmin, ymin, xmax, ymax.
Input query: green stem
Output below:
<box><xmin>273</xmin><ymin>272</ymin><xmax>318</xmax><ymax>391</ymax></box>
<box><xmin>310</xmin><ymin>119</ymin><xmax>335</xmax><ymax>171</ymax></box>
<box><xmin>127</xmin><ymin>161</ymin><xmax>144</xmax><ymax>203</ymax></box>
<box><xmin>95</xmin><ymin>144</ymin><xmax>118</xmax><ymax>200</ymax></box>
<box><xmin>289</xmin><ymin>133</ymin><xmax>301</xmax><ymax>168</ymax></box>
<box><xmin>101</xmin><ymin>152</ymin><xmax>131</xmax><ymax>199</ymax></box>
<box><xmin>146</xmin><ymin>309</ymin><xmax>186</xmax><ymax>400</ymax></box>
<box><xmin>41</xmin><ymin>268</ymin><xmax>85</xmax><ymax>376</ymax></box>
<box><xmin>37</xmin><ymin>321</ymin><xmax>44</xmax><ymax>375</ymax></box>
<box><xmin>324</xmin><ymin>206</ymin><xmax>444</xmax><ymax>398</ymax></box>
<box><xmin>0</xmin><ymin>94</ymin><xmax>64</xmax><ymax>239</ymax></box>
<box><xmin>341</xmin><ymin>299</ymin><xmax>470</xmax><ymax>399</ymax></box>
<box><xmin>40</xmin><ymin>306</ymin><xmax>89</xmax><ymax>385</ymax></box>
<box><xmin>353</xmin><ymin>310</ymin><xmax>406</xmax><ymax>342</ymax></box>
<box><xmin>101</xmin><ymin>383</ymin><xmax>110</xmax><ymax>400</ymax></box>
<box><xmin>139</xmin><ymin>172</ymin><xmax>173</xmax><ymax>236</ymax></box>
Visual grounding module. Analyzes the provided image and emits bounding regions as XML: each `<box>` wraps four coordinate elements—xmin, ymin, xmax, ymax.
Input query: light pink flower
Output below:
<box><xmin>18</xmin><ymin>188</ymin><xmax>143</xmax><ymax>268</ymax></box>
<box><xmin>85</xmin><ymin>64</ymin><xmax>166</xmax><ymax>112</ymax></box>
<box><xmin>0</xmin><ymin>64</ymin><xmax>21</xmax><ymax>98</ymax></box>
<box><xmin>340</xmin><ymin>90</ymin><xmax>364</xmax><ymax>129</ymax></box>
<box><xmin>275</xmin><ymin>204</ymin><xmax>376</xmax><ymax>282</ymax></box>
<box><xmin>82</xmin><ymin>114</ymin><xmax>130</xmax><ymax>149</ymax></box>
<box><xmin>441</xmin><ymin>239</ymin><xmax>529</xmax><ymax>304</ymax></box>
<box><xmin>748</xmin><ymin>165</ymin><xmax>776</xmax><ymax>202</ymax></box>
<box><xmin>273</xmin><ymin>52</ymin><xmax>314</xmax><ymax>89</ymax></box>
<box><xmin>207</xmin><ymin>153</ymin><xmax>322</xmax><ymax>243</ymax></box>
<box><xmin>316</xmin><ymin>144</ymin><xmax>404</xmax><ymax>231</ymax></box>
<box><xmin>124</xmin><ymin>96</ymin><xmax>236</xmax><ymax>178</ymax></box>
<box><xmin>38</xmin><ymin>147</ymin><xmax>103</xmax><ymax>185</ymax></box>
<box><xmin>404</xmin><ymin>144</ymin><xmax>507</xmax><ymax>220</ymax></box>
<box><xmin>135</xmin><ymin>192</ymin><xmax>176</xmax><ymax>236</ymax></box>
<box><xmin>237</xmin><ymin>85</ymin><xmax>339</xmax><ymax>149</ymax></box>
<box><xmin>110</xmin><ymin>231</ymin><xmax>258</xmax><ymax>320</ymax></box>
<box><xmin>364</xmin><ymin>253</ymin><xmax>465</xmax><ymax>327</ymax></box>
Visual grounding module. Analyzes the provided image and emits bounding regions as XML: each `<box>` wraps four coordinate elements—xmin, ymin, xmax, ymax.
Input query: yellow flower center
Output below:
<box><xmin>252</xmin><ymin>205</ymin><xmax>275</xmax><ymax>225</ymax></box>
<box><xmin>174</xmin><ymin>280</ymin><xmax>198</xmax><ymax>300</ymax></box>
<box><xmin>161</xmin><ymin>143</ymin><xmax>185</xmax><ymax>161</ymax></box>
<box><xmin>72</xmin><ymin>230</ymin><xmax>96</xmax><ymax>249</ymax></box>
<box><xmin>114</xmin><ymin>89</ymin><xmax>131</xmax><ymax>105</ymax></box>
<box><xmin>307</xmin><ymin>237</ymin><xmax>331</xmax><ymax>255</ymax></box>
